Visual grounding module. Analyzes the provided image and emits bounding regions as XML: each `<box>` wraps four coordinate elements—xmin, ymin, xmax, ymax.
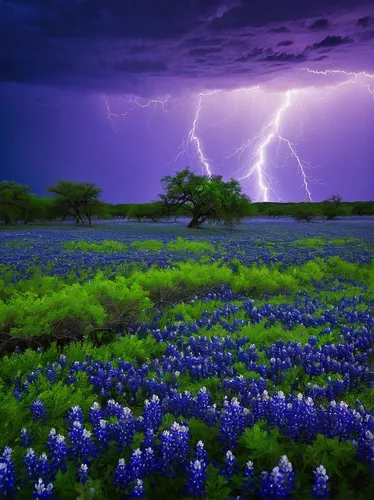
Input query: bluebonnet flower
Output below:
<box><xmin>220</xmin><ymin>397</ymin><xmax>245</xmax><ymax>448</ymax></box>
<box><xmin>186</xmin><ymin>460</ymin><xmax>206</xmax><ymax>497</ymax></box>
<box><xmin>0</xmin><ymin>447</ymin><xmax>16</xmax><ymax>496</ymax></box>
<box><xmin>143</xmin><ymin>395</ymin><xmax>162</xmax><ymax>432</ymax></box>
<box><xmin>46</xmin><ymin>368</ymin><xmax>56</xmax><ymax>385</ymax></box>
<box><xmin>25</xmin><ymin>448</ymin><xmax>37</xmax><ymax>478</ymax></box>
<box><xmin>47</xmin><ymin>429</ymin><xmax>68</xmax><ymax>474</ymax></box>
<box><xmin>259</xmin><ymin>456</ymin><xmax>295</xmax><ymax>498</ymax></box>
<box><xmin>58</xmin><ymin>354</ymin><xmax>67</xmax><ymax>368</ymax></box>
<box><xmin>195</xmin><ymin>441</ymin><xmax>207</xmax><ymax>465</ymax></box>
<box><xmin>160</xmin><ymin>422</ymin><xmax>190</xmax><ymax>476</ymax></box>
<box><xmin>77</xmin><ymin>464</ymin><xmax>89</xmax><ymax>485</ymax></box>
<box><xmin>114</xmin><ymin>458</ymin><xmax>131</xmax><ymax>490</ymax></box>
<box><xmin>93</xmin><ymin>419</ymin><xmax>110</xmax><ymax>449</ymax></box>
<box><xmin>143</xmin><ymin>448</ymin><xmax>156</xmax><ymax>474</ymax></box>
<box><xmin>89</xmin><ymin>402</ymin><xmax>103</xmax><ymax>425</ymax></box>
<box><xmin>111</xmin><ymin>407</ymin><xmax>135</xmax><ymax>450</ymax></box>
<box><xmin>132</xmin><ymin>479</ymin><xmax>145</xmax><ymax>497</ymax></box>
<box><xmin>33</xmin><ymin>478</ymin><xmax>53</xmax><ymax>499</ymax></box>
<box><xmin>243</xmin><ymin>461</ymin><xmax>256</xmax><ymax>494</ymax></box>
<box><xmin>128</xmin><ymin>449</ymin><xmax>143</xmax><ymax>480</ymax></box>
<box><xmin>20</xmin><ymin>428</ymin><xmax>32</xmax><ymax>447</ymax></box>
<box><xmin>68</xmin><ymin>422</ymin><xmax>95</xmax><ymax>462</ymax></box>
<box><xmin>311</xmin><ymin>465</ymin><xmax>330</xmax><ymax>498</ymax></box>
<box><xmin>30</xmin><ymin>399</ymin><xmax>46</xmax><ymax>421</ymax></box>
<box><xmin>36</xmin><ymin>453</ymin><xmax>51</xmax><ymax>479</ymax></box>
<box><xmin>66</xmin><ymin>406</ymin><xmax>84</xmax><ymax>425</ymax></box>
<box><xmin>13</xmin><ymin>387</ymin><xmax>22</xmax><ymax>401</ymax></box>
<box><xmin>222</xmin><ymin>451</ymin><xmax>236</xmax><ymax>480</ymax></box>
<box><xmin>142</xmin><ymin>429</ymin><xmax>155</xmax><ymax>450</ymax></box>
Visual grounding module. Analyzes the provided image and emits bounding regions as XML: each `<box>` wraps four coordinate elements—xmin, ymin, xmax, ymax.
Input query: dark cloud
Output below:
<box><xmin>188</xmin><ymin>47</ymin><xmax>223</xmax><ymax>56</ymax></box>
<box><xmin>308</xmin><ymin>18</ymin><xmax>330</xmax><ymax>30</ymax></box>
<box><xmin>312</xmin><ymin>55</ymin><xmax>328</xmax><ymax>61</ymax></box>
<box><xmin>308</xmin><ymin>35</ymin><xmax>354</xmax><ymax>50</ymax></box>
<box><xmin>234</xmin><ymin>48</ymin><xmax>266</xmax><ymax>62</ymax></box>
<box><xmin>182</xmin><ymin>36</ymin><xmax>225</xmax><ymax>47</ymax></box>
<box><xmin>269</xmin><ymin>26</ymin><xmax>291</xmax><ymax>33</ymax></box>
<box><xmin>114</xmin><ymin>59</ymin><xmax>168</xmax><ymax>73</ymax></box>
<box><xmin>277</xmin><ymin>40</ymin><xmax>294</xmax><ymax>47</ymax></box>
<box><xmin>357</xmin><ymin>16</ymin><xmax>373</xmax><ymax>27</ymax></box>
<box><xmin>263</xmin><ymin>52</ymin><xmax>307</xmax><ymax>62</ymax></box>
<box><xmin>0</xmin><ymin>0</ymin><xmax>374</xmax><ymax>93</ymax></box>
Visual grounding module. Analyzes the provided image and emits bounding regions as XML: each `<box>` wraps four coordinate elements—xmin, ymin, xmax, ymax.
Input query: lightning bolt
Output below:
<box><xmin>102</xmin><ymin>68</ymin><xmax>374</xmax><ymax>202</ymax></box>
<box><xmin>222</xmin><ymin>89</ymin><xmax>313</xmax><ymax>202</ymax></box>
<box><xmin>166</xmin><ymin>90</ymin><xmax>221</xmax><ymax>176</ymax></box>
<box><xmin>103</xmin><ymin>94</ymin><xmax>179</xmax><ymax>136</ymax></box>
<box><xmin>302</xmin><ymin>68</ymin><xmax>374</xmax><ymax>96</ymax></box>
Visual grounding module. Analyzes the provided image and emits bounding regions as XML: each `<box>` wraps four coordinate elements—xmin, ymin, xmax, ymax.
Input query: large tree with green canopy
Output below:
<box><xmin>159</xmin><ymin>167</ymin><xmax>251</xmax><ymax>228</ymax></box>
<box><xmin>48</xmin><ymin>181</ymin><xmax>102</xmax><ymax>225</ymax></box>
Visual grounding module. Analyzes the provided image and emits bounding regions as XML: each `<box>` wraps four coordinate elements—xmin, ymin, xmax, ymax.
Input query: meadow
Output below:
<box><xmin>0</xmin><ymin>217</ymin><xmax>373</xmax><ymax>499</ymax></box>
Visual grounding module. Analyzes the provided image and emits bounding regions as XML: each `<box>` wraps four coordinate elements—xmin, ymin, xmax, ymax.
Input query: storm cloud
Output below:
<box><xmin>0</xmin><ymin>0</ymin><xmax>374</xmax><ymax>94</ymax></box>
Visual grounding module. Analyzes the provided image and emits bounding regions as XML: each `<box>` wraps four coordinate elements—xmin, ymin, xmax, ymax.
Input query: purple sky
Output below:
<box><xmin>1</xmin><ymin>0</ymin><xmax>374</xmax><ymax>203</ymax></box>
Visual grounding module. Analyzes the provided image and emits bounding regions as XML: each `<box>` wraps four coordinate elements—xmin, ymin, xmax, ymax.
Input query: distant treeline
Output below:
<box><xmin>0</xmin><ymin>179</ymin><xmax>373</xmax><ymax>226</ymax></box>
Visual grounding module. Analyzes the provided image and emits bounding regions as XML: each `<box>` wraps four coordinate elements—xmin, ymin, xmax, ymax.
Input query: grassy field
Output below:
<box><xmin>0</xmin><ymin>218</ymin><xmax>373</xmax><ymax>499</ymax></box>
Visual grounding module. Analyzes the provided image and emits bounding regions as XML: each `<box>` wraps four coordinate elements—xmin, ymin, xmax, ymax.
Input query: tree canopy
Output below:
<box><xmin>48</xmin><ymin>181</ymin><xmax>102</xmax><ymax>225</ymax></box>
<box><xmin>159</xmin><ymin>168</ymin><xmax>251</xmax><ymax>228</ymax></box>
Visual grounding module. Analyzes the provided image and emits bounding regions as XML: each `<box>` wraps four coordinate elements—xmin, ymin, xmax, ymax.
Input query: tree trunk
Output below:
<box><xmin>187</xmin><ymin>214</ymin><xmax>207</xmax><ymax>228</ymax></box>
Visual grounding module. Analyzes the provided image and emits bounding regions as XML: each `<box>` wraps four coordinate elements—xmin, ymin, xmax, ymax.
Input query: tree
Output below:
<box><xmin>159</xmin><ymin>168</ymin><xmax>251</xmax><ymax>229</ymax></box>
<box><xmin>291</xmin><ymin>203</ymin><xmax>321</xmax><ymax>222</ymax></box>
<box><xmin>0</xmin><ymin>181</ymin><xmax>31</xmax><ymax>225</ymax></box>
<box><xmin>127</xmin><ymin>202</ymin><xmax>168</xmax><ymax>222</ymax></box>
<box><xmin>321</xmin><ymin>194</ymin><xmax>346</xmax><ymax>220</ymax></box>
<box><xmin>48</xmin><ymin>181</ymin><xmax>102</xmax><ymax>225</ymax></box>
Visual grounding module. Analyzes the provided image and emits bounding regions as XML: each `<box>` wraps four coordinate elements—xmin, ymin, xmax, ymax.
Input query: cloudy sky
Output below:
<box><xmin>1</xmin><ymin>0</ymin><xmax>374</xmax><ymax>202</ymax></box>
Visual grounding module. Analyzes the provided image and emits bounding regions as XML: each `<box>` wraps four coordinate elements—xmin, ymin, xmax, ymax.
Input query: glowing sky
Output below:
<box><xmin>1</xmin><ymin>0</ymin><xmax>374</xmax><ymax>203</ymax></box>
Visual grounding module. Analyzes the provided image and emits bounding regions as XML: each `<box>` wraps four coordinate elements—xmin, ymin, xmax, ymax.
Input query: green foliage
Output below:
<box><xmin>206</xmin><ymin>464</ymin><xmax>232</xmax><ymax>500</ymax></box>
<box><xmin>0</xmin><ymin>275</ymin><xmax>151</xmax><ymax>346</ymax></box>
<box><xmin>159</xmin><ymin>167</ymin><xmax>251</xmax><ymax>228</ymax></box>
<box><xmin>126</xmin><ymin>202</ymin><xmax>167</xmax><ymax>222</ymax></box>
<box><xmin>64</xmin><ymin>240</ymin><xmax>128</xmax><ymax>253</ymax></box>
<box><xmin>131</xmin><ymin>239</ymin><xmax>163</xmax><ymax>252</ymax></box>
<box><xmin>48</xmin><ymin>180</ymin><xmax>102</xmax><ymax>225</ymax></box>
<box><xmin>0</xmin><ymin>180</ymin><xmax>33</xmax><ymax>225</ymax></box>
<box><xmin>166</xmin><ymin>236</ymin><xmax>215</xmax><ymax>253</ymax></box>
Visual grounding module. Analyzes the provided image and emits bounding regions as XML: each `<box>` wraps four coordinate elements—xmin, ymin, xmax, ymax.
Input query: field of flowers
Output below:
<box><xmin>0</xmin><ymin>218</ymin><xmax>373</xmax><ymax>499</ymax></box>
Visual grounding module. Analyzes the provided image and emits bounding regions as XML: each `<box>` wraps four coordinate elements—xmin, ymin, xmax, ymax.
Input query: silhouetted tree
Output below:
<box><xmin>48</xmin><ymin>181</ymin><xmax>102</xmax><ymax>225</ymax></box>
<box><xmin>0</xmin><ymin>181</ymin><xmax>31</xmax><ymax>225</ymax></box>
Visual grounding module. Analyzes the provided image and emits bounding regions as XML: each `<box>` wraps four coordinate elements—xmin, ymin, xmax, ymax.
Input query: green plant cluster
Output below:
<box><xmin>64</xmin><ymin>240</ymin><xmax>128</xmax><ymax>253</ymax></box>
<box><xmin>0</xmin><ymin>257</ymin><xmax>373</xmax><ymax>351</ymax></box>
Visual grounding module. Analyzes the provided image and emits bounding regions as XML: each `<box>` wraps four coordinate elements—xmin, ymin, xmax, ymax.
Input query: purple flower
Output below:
<box><xmin>143</xmin><ymin>395</ymin><xmax>162</xmax><ymax>432</ymax></box>
<box><xmin>311</xmin><ymin>465</ymin><xmax>330</xmax><ymax>498</ymax></box>
<box><xmin>243</xmin><ymin>460</ymin><xmax>256</xmax><ymax>493</ymax></box>
<box><xmin>186</xmin><ymin>460</ymin><xmax>207</xmax><ymax>497</ymax></box>
<box><xmin>143</xmin><ymin>448</ymin><xmax>156</xmax><ymax>474</ymax></box>
<box><xmin>30</xmin><ymin>399</ymin><xmax>46</xmax><ymax>421</ymax></box>
<box><xmin>0</xmin><ymin>447</ymin><xmax>16</xmax><ymax>496</ymax></box>
<box><xmin>47</xmin><ymin>430</ymin><xmax>68</xmax><ymax>474</ymax></box>
<box><xmin>132</xmin><ymin>478</ymin><xmax>145</xmax><ymax>497</ymax></box>
<box><xmin>20</xmin><ymin>428</ymin><xmax>32</xmax><ymax>447</ymax></box>
<box><xmin>89</xmin><ymin>402</ymin><xmax>103</xmax><ymax>426</ymax></box>
<box><xmin>114</xmin><ymin>458</ymin><xmax>131</xmax><ymax>490</ymax></box>
<box><xmin>68</xmin><ymin>421</ymin><xmax>95</xmax><ymax>461</ymax></box>
<box><xmin>25</xmin><ymin>448</ymin><xmax>37</xmax><ymax>478</ymax></box>
<box><xmin>33</xmin><ymin>478</ymin><xmax>53</xmax><ymax>499</ymax></box>
<box><xmin>66</xmin><ymin>405</ymin><xmax>84</xmax><ymax>425</ymax></box>
<box><xmin>77</xmin><ymin>464</ymin><xmax>89</xmax><ymax>485</ymax></box>
<box><xmin>222</xmin><ymin>450</ymin><xmax>236</xmax><ymax>480</ymax></box>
